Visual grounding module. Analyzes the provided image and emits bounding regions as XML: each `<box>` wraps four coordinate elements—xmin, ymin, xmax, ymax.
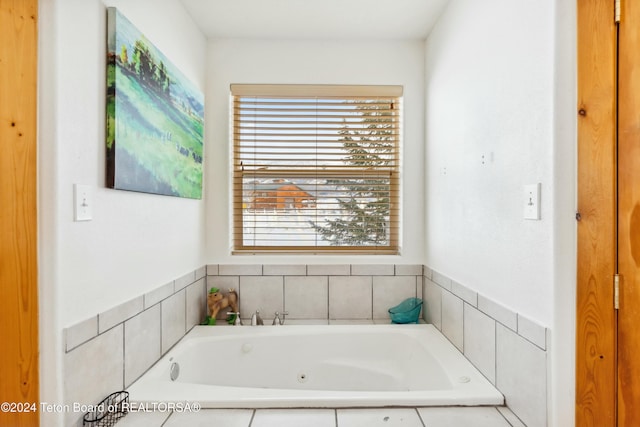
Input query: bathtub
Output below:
<box><xmin>127</xmin><ymin>324</ymin><xmax>503</xmax><ymax>408</ymax></box>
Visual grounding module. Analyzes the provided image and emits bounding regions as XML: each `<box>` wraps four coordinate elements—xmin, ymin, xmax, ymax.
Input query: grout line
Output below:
<box><xmin>496</xmin><ymin>406</ymin><xmax>513</xmax><ymax>427</ymax></box>
<box><xmin>184</xmin><ymin>285</ymin><xmax>188</xmax><ymax>334</ymax></box>
<box><xmin>326</xmin><ymin>275</ymin><xmax>330</xmax><ymax>320</ymax></box>
<box><xmin>415</xmin><ymin>407</ymin><xmax>426</xmax><ymax>427</ymax></box>
<box><xmin>334</xmin><ymin>408</ymin><xmax>338</xmax><ymax>427</ymax></box>
<box><xmin>121</xmin><ymin>322</ymin><xmax>125</xmax><ymax>390</ymax></box>
<box><xmin>370</xmin><ymin>276</ymin><xmax>374</xmax><ymax>320</ymax></box>
<box><xmin>159</xmin><ymin>410</ymin><xmax>172</xmax><ymax>426</ymax></box>
<box><xmin>160</xmin><ymin>299</ymin><xmax>164</xmax><ymax>355</ymax></box>
<box><xmin>248</xmin><ymin>409</ymin><xmax>256</xmax><ymax>427</ymax></box>
<box><xmin>495</xmin><ymin>320</ymin><xmax>499</xmax><ymax>388</ymax></box>
<box><xmin>281</xmin><ymin>275</ymin><xmax>285</xmax><ymax>313</ymax></box>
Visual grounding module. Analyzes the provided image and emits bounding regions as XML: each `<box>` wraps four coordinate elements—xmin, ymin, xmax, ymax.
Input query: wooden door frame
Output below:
<box><xmin>0</xmin><ymin>0</ymin><xmax>39</xmax><ymax>426</ymax></box>
<box><xmin>576</xmin><ymin>0</ymin><xmax>618</xmax><ymax>425</ymax></box>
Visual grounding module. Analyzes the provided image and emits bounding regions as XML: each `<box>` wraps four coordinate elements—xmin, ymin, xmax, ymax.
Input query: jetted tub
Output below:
<box><xmin>127</xmin><ymin>324</ymin><xmax>503</xmax><ymax>408</ymax></box>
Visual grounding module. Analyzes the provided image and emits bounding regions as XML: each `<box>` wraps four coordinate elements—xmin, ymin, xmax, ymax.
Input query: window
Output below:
<box><xmin>231</xmin><ymin>84</ymin><xmax>401</xmax><ymax>254</ymax></box>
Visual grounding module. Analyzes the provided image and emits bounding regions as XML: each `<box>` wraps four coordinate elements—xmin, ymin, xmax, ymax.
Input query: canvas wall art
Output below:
<box><xmin>106</xmin><ymin>7</ymin><xmax>204</xmax><ymax>199</ymax></box>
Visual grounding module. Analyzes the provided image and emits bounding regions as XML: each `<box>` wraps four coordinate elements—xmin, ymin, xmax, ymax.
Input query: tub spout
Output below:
<box><xmin>251</xmin><ymin>310</ymin><xmax>264</xmax><ymax>326</ymax></box>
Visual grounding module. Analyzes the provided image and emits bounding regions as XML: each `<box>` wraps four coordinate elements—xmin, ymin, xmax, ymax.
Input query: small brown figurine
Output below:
<box><xmin>207</xmin><ymin>288</ymin><xmax>239</xmax><ymax>319</ymax></box>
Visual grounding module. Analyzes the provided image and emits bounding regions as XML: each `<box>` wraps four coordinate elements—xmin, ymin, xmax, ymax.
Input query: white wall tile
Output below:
<box><xmin>264</xmin><ymin>264</ymin><xmax>306</xmax><ymax>276</ymax></box>
<box><xmin>63</xmin><ymin>325</ymin><xmax>124</xmax><ymax>426</ymax></box>
<box><xmin>65</xmin><ymin>316</ymin><xmax>98</xmax><ymax>352</ymax></box>
<box><xmin>431</xmin><ymin>270</ymin><xmax>452</xmax><ymax>290</ymax></box>
<box><xmin>451</xmin><ymin>280</ymin><xmax>478</xmax><ymax>307</ymax></box>
<box><xmin>219</xmin><ymin>264</ymin><xmax>262</xmax><ymax>276</ymax></box>
<box><xmin>175</xmin><ymin>270</ymin><xmax>196</xmax><ymax>291</ymax></box>
<box><xmin>338</xmin><ymin>408</ymin><xmax>422</xmax><ymax>427</ymax></box>
<box><xmin>284</xmin><ymin>276</ymin><xmax>328</xmax><ymax>319</ymax></box>
<box><xmin>124</xmin><ymin>305</ymin><xmax>161</xmax><ymax>387</ymax></box>
<box><xmin>239</xmin><ymin>276</ymin><xmax>284</xmax><ymax>319</ymax></box>
<box><xmin>329</xmin><ymin>276</ymin><xmax>372</xmax><ymax>319</ymax></box>
<box><xmin>186</xmin><ymin>278</ymin><xmax>207</xmax><ymax>329</ymax></box>
<box><xmin>307</xmin><ymin>264</ymin><xmax>350</xmax><ymax>276</ymax></box>
<box><xmin>496</xmin><ymin>407</ymin><xmax>527</xmax><ymax>427</ymax></box>
<box><xmin>418</xmin><ymin>407</ymin><xmax>511</xmax><ymax>427</ymax></box>
<box><xmin>253</xmin><ymin>409</ymin><xmax>336</xmax><ymax>427</ymax></box>
<box><xmin>394</xmin><ymin>264</ymin><xmax>423</xmax><ymax>276</ymax></box>
<box><xmin>287</xmin><ymin>319</ymin><xmax>329</xmax><ymax>325</ymax></box>
<box><xmin>206</xmin><ymin>264</ymin><xmax>219</xmax><ymax>276</ymax></box>
<box><xmin>372</xmin><ymin>276</ymin><xmax>418</xmax><ymax>319</ymax></box>
<box><xmin>117</xmin><ymin>410</ymin><xmax>170</xmax><ymax>427</ymax></box>
<box><xmin>330</xmin><ymin>319</ymin><xmax>374</xmax><ymax>325</ymax></box>
<box><xmin>163</xmin><ymin>409</ymin><xmax>254</xmax><ymax>427</ymax></box>
<box><xmin>207</xmin><ymin>275</ymin><xmax>239</xmax><ymax>292</ymax></box>
<box><xmin>195</xmin><ymin>265</ymin><xmax>207</xmax><ymax>280</ymax></box>
<box><xmin>463</xmin><ymin>304</ymin><xmax>496</xmax><ymax>384</ymax></box>
<box><xmin>496</xmin><ymin>324</ymin><xmax>547</xmax><ymax>427</ymax></box>
<box><xmin>517</xmin><ymin>314</ymin><xmax>547</xmax><ymax>350</ymax></box>
<box><xmin>422</xmin><ymin>278</ymin><xmax>442</xmax><ymax>329</ymax></box>
<box><xmin>478</xmin><ymin>295</ymin><xmax>517</xmax><ymax>331</ymax></box>
<box><xmin>144</xmin><ymin>281</ymin><xmax>174</xmax><ymax>309</ymax></box>
<box><xmin>351</xmin><ymin>264</ymin><xmax>394</xmax><ymax>276</ymax></box>
<box><xmin>161</xmin><ymin>290</ymin><xmax>186</xmax><ymax>354</ymax></box>
<box><xmin>441</xmin><ymin>290</ymin><xmax>464</xmax><ymax>351</ymax></box>
<box><xmin>98</xmin><ymin>296</ymin><xmax>144</xmax><ymax>334</ymax></box>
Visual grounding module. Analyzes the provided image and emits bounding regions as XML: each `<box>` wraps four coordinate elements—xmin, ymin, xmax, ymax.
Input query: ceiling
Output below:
<box><xmin>180</xmin><ymin>0</ymin><xmax>450</xmax><ymax>40</ymax></box>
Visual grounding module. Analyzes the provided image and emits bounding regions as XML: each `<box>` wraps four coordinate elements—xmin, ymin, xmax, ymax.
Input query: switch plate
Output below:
<box><xmin>74</xmin><ymin>184</ymin><xmax>92</xmax><ymax>221</ymax></box>
<box><xmin>523</xmin><ymin>183</ymin><xmax>541</xmax><ymax>220</ymax></box>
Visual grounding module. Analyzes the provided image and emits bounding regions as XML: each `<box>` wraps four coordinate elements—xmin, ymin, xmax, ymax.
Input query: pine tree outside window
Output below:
<box><xmin>231</xmin><ymin>84</ymin><xmax>401</xmax><ymax>254</ymax></box>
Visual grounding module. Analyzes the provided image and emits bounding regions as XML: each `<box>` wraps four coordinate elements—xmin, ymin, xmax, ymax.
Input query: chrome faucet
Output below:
<box><xmin>250</xmin><ymin>309</ymin><xmax>264</xmax><ymax>326</ymax></box>
<box><xmin>272</xmin><ymin>311</ymin><xmax>289</xmax><ymax>326</ymax></box>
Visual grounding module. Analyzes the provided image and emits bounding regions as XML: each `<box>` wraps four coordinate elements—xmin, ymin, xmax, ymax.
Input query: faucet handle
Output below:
<box><xmin>226</xmin><ymin>312</ymin><xmax>243</xmax><ymax>326</ymax></box>
<box><xmin>272</xmin><ymin>311</ymin><xmax>289</xmax><ymax>326</ymax></box>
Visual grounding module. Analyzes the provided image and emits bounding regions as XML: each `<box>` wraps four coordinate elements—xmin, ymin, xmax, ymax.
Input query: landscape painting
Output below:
<box><xmin>106</xmin><ymin>7</ymin><xmax>204</xmax><ymax>199</ymax></box>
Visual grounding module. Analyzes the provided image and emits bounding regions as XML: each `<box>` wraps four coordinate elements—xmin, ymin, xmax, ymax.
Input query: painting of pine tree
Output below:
<box><xmin>106</xmin><ymin>8</ymin><xmax>204</xmax><ymax>198</ymax></box>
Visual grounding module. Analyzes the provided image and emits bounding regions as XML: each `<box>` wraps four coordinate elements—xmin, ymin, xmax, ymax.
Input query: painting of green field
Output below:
<box><xmin>106</xmin><ymin>8</ymin><xmax>204</xmax><ymax>199</ymax></box>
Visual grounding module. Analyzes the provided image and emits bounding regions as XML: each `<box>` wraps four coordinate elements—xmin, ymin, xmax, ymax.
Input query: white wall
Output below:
<box><xmin>205</xmin><ymin>39</ymin><xmax>426</xmax><ymax>264</ymax></box>
<box><xmin>38</xmin><ymin>0</ymin><xmax>206</xmax><ymax>423</ymax></box>
<box><xmin>424</xmin><ymin>0</ymin><xmax>577</xmax><ymax>425</ymax></box>
<box><xmin>425</xmin><ymin>0</ymin><xmax>555</xmax><ymax>325</ymax></box>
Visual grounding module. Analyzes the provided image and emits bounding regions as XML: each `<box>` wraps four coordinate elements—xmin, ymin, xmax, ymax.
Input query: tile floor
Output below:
<box><xmin>116</xmin><ymin>406</ymin><xmax>527</xmax><ymax>427</ymax></box>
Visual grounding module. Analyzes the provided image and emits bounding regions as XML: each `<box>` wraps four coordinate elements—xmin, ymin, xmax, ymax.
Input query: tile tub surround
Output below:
<box><xmin>423</xmin><ymin>267</ymin><xmax>548</xmax><ymax>427</ymax></box>
<box><xmin>62</xmin><ymin>263</ymin><xmax>543</xmax><ymax>426</ymax></box>
<box><xmin>205</xmin><ymin>264</ymin><xmax>424</xmax><ymax>323</ymax></box>
<box><xmin>62</xmin><ymin>267</ymin><xmax>206</xmax><ymax>427</ymax></box>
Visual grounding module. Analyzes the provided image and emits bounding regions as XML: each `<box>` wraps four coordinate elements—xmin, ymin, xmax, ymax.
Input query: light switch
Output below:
<box><xmin>523</xmin><ymin>183</ymin><xmax>541</xmax><ymax>220</ymax></box>
<box><xmin>74</xmin><ymin>184</ymin><xmax>92</xmax><ymax>221</ymax></box>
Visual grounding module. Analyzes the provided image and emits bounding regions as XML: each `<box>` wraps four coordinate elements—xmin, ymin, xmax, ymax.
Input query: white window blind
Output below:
<box><xmin>231</xmin><ymin>84</ymin><xmax>401</xmax><ymax>254</ymax></box>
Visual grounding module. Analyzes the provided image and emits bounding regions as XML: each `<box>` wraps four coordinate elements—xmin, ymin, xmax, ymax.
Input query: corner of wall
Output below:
<box><xmin>423</xmin><ymin>266</ymin><xmax>549</xmax><ymax>427</ymax></box>
<box><xmin>61</xmin><ymin>267</ymin><xmax>206</xmax><ymax>426</ymax></box>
